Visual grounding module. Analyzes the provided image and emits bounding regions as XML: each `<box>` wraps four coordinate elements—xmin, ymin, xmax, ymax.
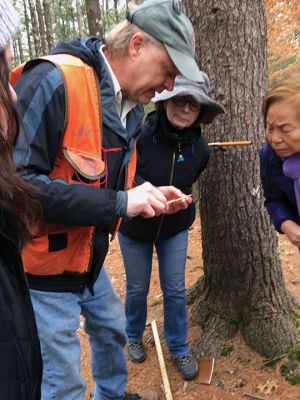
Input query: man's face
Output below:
<box><xmin>125</xmin><ymin>40</ymin><xmax>179</xmax><ymax>104</ymax></box>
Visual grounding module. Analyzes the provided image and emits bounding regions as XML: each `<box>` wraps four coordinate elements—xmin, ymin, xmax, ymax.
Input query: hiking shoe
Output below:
<box><xmin>127</xmin><ymin>339</ymin><xmax>146</xmax><ymax>363</ymax></box>
<box><xmin>122</xmin><ymin>393</ymin><xmax>141</xmax><ymax>400</ymax></box>
<box><xmin>174</xmin><ymin>352</ymin><xmax>198</xmax><ymax>380</ymax></box>
<box><xmin>123</xmin><ymin>391</ymin><xmax>158</xmax><ymax>400</ymax></box>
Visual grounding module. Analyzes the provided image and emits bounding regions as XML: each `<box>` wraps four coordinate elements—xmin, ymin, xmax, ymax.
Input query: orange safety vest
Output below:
<box><xmin>11</xmin><ymin>54</ymin><xmax>136</xmax><ymax>276</ymax></box>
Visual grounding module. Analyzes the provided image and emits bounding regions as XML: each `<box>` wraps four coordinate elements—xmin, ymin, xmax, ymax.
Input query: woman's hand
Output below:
<box><xmin>281</xmin><ymin>220</ymin><xmax>300</xmax><ymax>248</ymax></box>
<box><xmin>157</xmin><ymin>186</ymin><xmax>192</xmax><ymax>214</ymax></box>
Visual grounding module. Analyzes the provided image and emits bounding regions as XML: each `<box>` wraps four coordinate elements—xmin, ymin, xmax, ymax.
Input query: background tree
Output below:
<box><xmin>76</xmin><ymin>0</ymin><xmax>84</xmax><ymax>38</ymax></box>
<box><xmin>86</xmin><ymin>0</ymin><xmax>103</xmax><ymax>37</ymax></box>
<box><xmin>43</xmin><ymin>0</ymin><xmax>54</xmax><ymax>51</ymax></box>
<box><xmin>23</xmin><ymin>0</ymin><xmax>34</xmax><ymax>59</ymax></box>
<box><xmin>28</xmin><ymin>0</ymin><xmax>41</xmax><ymax>56</ymax></box>
<box><xmin>113</xmin><ymin>0</ymin><xmax>119</xmax><ymax>23</ymax></box>
<box><xmin>184</xmin><ymin>0</ymin><xmax>298</xmax><ymax>358</ymax></box>
<box><xmin>35</xmin><ymin>0</ymin><xmax>47</xmax><ymax>55</ymax></box>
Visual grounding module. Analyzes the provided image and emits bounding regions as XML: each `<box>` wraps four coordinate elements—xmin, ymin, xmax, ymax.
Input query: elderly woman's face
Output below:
<box><xmin>266</xmin><ymin>98</ymin><xmax>300</xmax><ymax>158</ymax></box>
<box><xmin>165</xmin><ymin>95</ymin><xmax>201</xmax><ymax>130</ymax></box>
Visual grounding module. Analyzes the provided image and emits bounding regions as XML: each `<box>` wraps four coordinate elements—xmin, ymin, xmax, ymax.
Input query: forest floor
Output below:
<box><xmin>79</xmin><ymin>216</ymin><xmax>300</xmax><ymax>400</ymax></box>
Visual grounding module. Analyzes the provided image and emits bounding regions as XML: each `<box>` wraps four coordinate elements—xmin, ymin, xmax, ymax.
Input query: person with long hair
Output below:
<box><xmin>0</xmin><ymin>1</ymin><xmax>42</xmax><ymax>398</ymax></box>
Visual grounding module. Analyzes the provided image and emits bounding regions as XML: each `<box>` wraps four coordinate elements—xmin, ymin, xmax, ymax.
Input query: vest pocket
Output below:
<box><xmin>48</xmin><ymin>233</ymin><xmax>68</xmax><ymax>252</ymax></box>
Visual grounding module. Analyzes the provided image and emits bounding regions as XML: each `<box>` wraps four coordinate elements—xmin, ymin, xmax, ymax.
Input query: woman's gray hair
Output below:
<box><xmin>105</xmin><ymin>20</ymin><xmax>163</xmax><ymax>57</ymax></box>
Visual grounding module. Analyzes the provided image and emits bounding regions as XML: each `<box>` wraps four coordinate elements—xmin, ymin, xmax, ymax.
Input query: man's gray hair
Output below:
<box><xmin>105</xmin><ymin>20</ymin><xmax>163</xmax><ymax>57</ymax></box>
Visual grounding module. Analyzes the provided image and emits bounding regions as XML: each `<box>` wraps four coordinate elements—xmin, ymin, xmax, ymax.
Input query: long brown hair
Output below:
<box><xmin>0</xmin><ymin>50</ymin><xmax>40</xmax><ymax>248</ymax></box>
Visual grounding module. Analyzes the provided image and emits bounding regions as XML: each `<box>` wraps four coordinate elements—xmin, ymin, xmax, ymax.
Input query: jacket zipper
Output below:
<box><xmin>153</xmin><ymin>142</ymin><xmax>178</xmax><ymax>243</ymax></box>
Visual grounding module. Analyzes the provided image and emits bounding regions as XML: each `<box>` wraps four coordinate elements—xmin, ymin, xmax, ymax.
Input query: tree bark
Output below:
<box><xmin>86</xmin><ymin>0</ymin><xmax>103</xmax><ymax>37</ymax></box>
<box><xmin>17</xmin><ymin>33</ymin><xmax>24</xmax><ymax>63</ymax></box>
<box><xmin>184</xmin><ymin>0</ymin><xmax>298</xmax><ymax>358</ymax></box>
<box><xmin>43</xmin><ymin>0</ymin><xmax>54</xmax><ymax>51</ymax></box>
<box><xmin>113</xmin><ymin>0</ymin><xmax>119</xmax><ymax>23</ymax></box>
<box><xmin>76</xmin><ymin>0</ymin><xmax>84</xmax><ymax>38</ymax></box>
<box><xmin>24</xmin><ymin>0</ymin><xmax>34</xmax><ymax>59</ymax></box>
<box><xmin>35</xmin><ymin>0</ymin><xmax>47</xmax><ymax>55</ymax></box>
<box><xmin>28</xmin><ymin>0</ymin><xmax>41</xmax><ymax>56</ymax></box>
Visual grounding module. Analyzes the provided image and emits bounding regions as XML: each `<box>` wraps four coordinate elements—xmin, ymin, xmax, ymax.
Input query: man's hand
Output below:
<box><xmin>281</xmin><ymin>220</ymin><xmax>300</xmax><ymax>248</ymax></box>
<box><xmin>126</xmin><ymin>183</ymin><xmax>192</xmax><ymax>218</ymax></box>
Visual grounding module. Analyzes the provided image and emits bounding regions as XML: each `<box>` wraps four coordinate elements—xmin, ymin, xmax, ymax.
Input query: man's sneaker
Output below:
<box><xmin>127</xmin><ymin>339</ymin><xmax>146</xmax><ymax>363</ymax></box>
<box><xmin>123</xmin><ymin>390</ymin><xmax>158</xmax><ymax>400</ymax></box>
<box><xmin>174</xmin><ymin>352</ymin><xmax>198</xmax><ymax>380</ymax></box>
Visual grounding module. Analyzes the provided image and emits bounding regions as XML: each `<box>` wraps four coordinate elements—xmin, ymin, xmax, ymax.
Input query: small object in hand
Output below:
<box><xmin>166</xmin><ymin>194</ymin><xmax>192</xmax><ymax>205</ymax></box>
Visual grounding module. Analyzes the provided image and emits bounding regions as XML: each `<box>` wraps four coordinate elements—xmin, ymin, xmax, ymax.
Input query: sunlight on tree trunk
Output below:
<box><xmin>184</xmin><ymin>0</ymin><xmax>298</xmax><ymax>358</ymax></box>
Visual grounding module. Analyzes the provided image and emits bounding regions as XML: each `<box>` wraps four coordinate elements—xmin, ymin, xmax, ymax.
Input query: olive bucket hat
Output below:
<box><xmin>126</xmin><ymin>0</ymin><xmax>204</xmax><ymax>83</ymax></box>
<box><xmin>152</xmin><ymin>73</ymin><xmax>225</xmax><ymax>124</ymax></box>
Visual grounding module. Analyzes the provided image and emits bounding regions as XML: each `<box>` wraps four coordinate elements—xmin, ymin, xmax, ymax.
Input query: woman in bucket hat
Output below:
<box><xmin>118</xmin><ymin>73</ymin><xmax>224</xmax><ymax>380</ymax></box>
<box><xmin>0</xmin><ymin>1</ymin><xmax>42</xmax><ymax>398</ymax></box>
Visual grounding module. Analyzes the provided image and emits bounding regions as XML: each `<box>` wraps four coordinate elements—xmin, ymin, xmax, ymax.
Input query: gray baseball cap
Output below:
<box><xmin>126</xmin><ymin>0</ymin><xmax>203</xmax><ymax>83</ymax></box>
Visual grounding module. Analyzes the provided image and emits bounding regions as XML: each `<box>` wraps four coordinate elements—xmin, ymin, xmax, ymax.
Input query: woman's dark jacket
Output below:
<box><xmin>0</xmin><ymin>213</ymin><xmax>42</xmax><ymax>399</ymax></box>
<box><xmin>119</xmin><ymin>111</ymin><xmax>210</xmax><ymax>242</ymax></box>
<box><xmin>260</xmin><ymin>142</ymin><xmax>300</xmax><ymax>232</ymax></box>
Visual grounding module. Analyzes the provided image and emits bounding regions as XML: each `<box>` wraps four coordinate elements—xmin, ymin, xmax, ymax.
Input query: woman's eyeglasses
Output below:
<box><xmin>171</xmin><ymin>96</ymin><xmax>201</xmax><ymax>112</ymax></box>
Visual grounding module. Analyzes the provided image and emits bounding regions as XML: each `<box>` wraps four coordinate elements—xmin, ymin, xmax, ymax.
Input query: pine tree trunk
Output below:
<box><xmin>76</xmin><ymin>0</ymin><xmax>84</xmax><ymax>37</ymax></box>
<box><xmin>35</xmin><ymin>0</ymin><xmax>47</xmax><ymax>55</ymax></box>
<box><xmin>24</xmin><ymin>0</ymin><xmax>34</xmax><ymax>59</ymax></box>
<box><xmin>43</xmin><ymin>0</ymin><xmax>54</xmax><ymax>51</ymax></box>
<box><xmin>28</xmin><ymin>0</ymin><xmax>41</xmax><ymax>56</ymax></box>
<box><xmin>184</xmin><ymin>0</ymin><xmax>298</xmax><ymax>358</ymax></box>
<box><xmin>86</xmin><ymin>0</ymin><xmax>103</xmax><ymax>37</ymax></box>
<box><xmin>17</xmin><ymin>33</ymin><xmax>24</xmax><ymax>63</ymax></box>
<box><xmin>113</xmin><ymin>0</ymin><xmax>119</xmax><ymax>23</ymax></box>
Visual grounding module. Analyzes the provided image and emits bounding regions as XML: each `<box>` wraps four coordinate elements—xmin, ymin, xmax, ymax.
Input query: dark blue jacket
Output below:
<box><xmin>260</xmin><ymin>143</ymin><xmax>300</xmax><ymax>232</ymax></box>
<box><xmin>13</xmin><ymin>38</ymin><xmax>143</xmax><ymax>292</ymax></box>
<box><xmin>0</xmin><ymin>213</ymin><xmax>42</xmax><ymax>399</ymax></box>
<box><xmin>120</xmin><ymin>111</ymin><xmax>210</xmax><ymax>242</ymax></box>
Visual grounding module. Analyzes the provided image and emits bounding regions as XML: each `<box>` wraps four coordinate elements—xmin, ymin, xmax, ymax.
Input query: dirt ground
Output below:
<box><xmin>79</xmin><ymin>217</ymin><xmax>300</xmax><ymax>400</ymax></box>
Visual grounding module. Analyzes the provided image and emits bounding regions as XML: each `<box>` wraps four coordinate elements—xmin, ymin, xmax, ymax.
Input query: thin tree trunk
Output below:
<box><xmin>28</xmin><ymin>0</ymin><xmax>41</xmax><ymax>56</ymax></box>
<box><xmin>101</xmin><ymin>0</ymin><xmax>106</xmax><ymax>37</ymax></box>
<box><xmin>35</xmin><ymin>0</ymin><xmax>47</xmax><ymax>55</ymax></box>
<box><xmin>76</xmin><ymin>0</ymin><xmax>84</xmax><ymax>37</ymax></box>
<box><xmin>12</xmin><ymin>40</ymin><xmax>19</xmax><ymax>65</ymax></box>
<box><xmin>43</xmin><ymin>0</ymin><xmax>54</xmax><ymax>51</ymax></box>
<box><xmin>184</xmin><ymin>0</ymin><xmax>298</xmax><ymax>358</ymax></box>
<box><xmin>113</xmin><ymin>0</ymin><xmax>119</xmax><ymax>23</ymax></box>
<box><xmin>86</xmin><ymin>0</ymin><xmax>103</xmax><ymax>37</ymax></box>
<box><xmin>17</xmin><ymin>33</ymin><xmax>24</xmax><ymax>63</ymax></box>
<box><xmin>24</xmin><ymin>0</ymin><xmax>34</xmax><ymax>59</ymax></box>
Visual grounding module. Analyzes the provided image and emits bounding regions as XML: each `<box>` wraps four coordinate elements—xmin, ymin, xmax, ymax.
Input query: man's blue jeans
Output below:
<box><xmin>118</xmin><ymin>230</ymin><xmax>189</xmax><ymax>357</ymax></box>
<box><xmin>30</xmin><ymin>266</ymin><xmax>127</xmax><ymax>400</ymax></box>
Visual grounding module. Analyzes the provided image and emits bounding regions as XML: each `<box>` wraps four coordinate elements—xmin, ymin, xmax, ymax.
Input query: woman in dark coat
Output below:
<box><xmin>260</xmin><ymin>74</ymin><xmax>300</xmax><ymax>248</ymax></box>
<box><xmin>119</xmin><ymin>74</ymin><xmax>224</xmax><ymax>380</ymax></box>
<box><xmin>0</xmin><ymin>1</ymin><xmax>42</xmax><ymax>398</ymax></box>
